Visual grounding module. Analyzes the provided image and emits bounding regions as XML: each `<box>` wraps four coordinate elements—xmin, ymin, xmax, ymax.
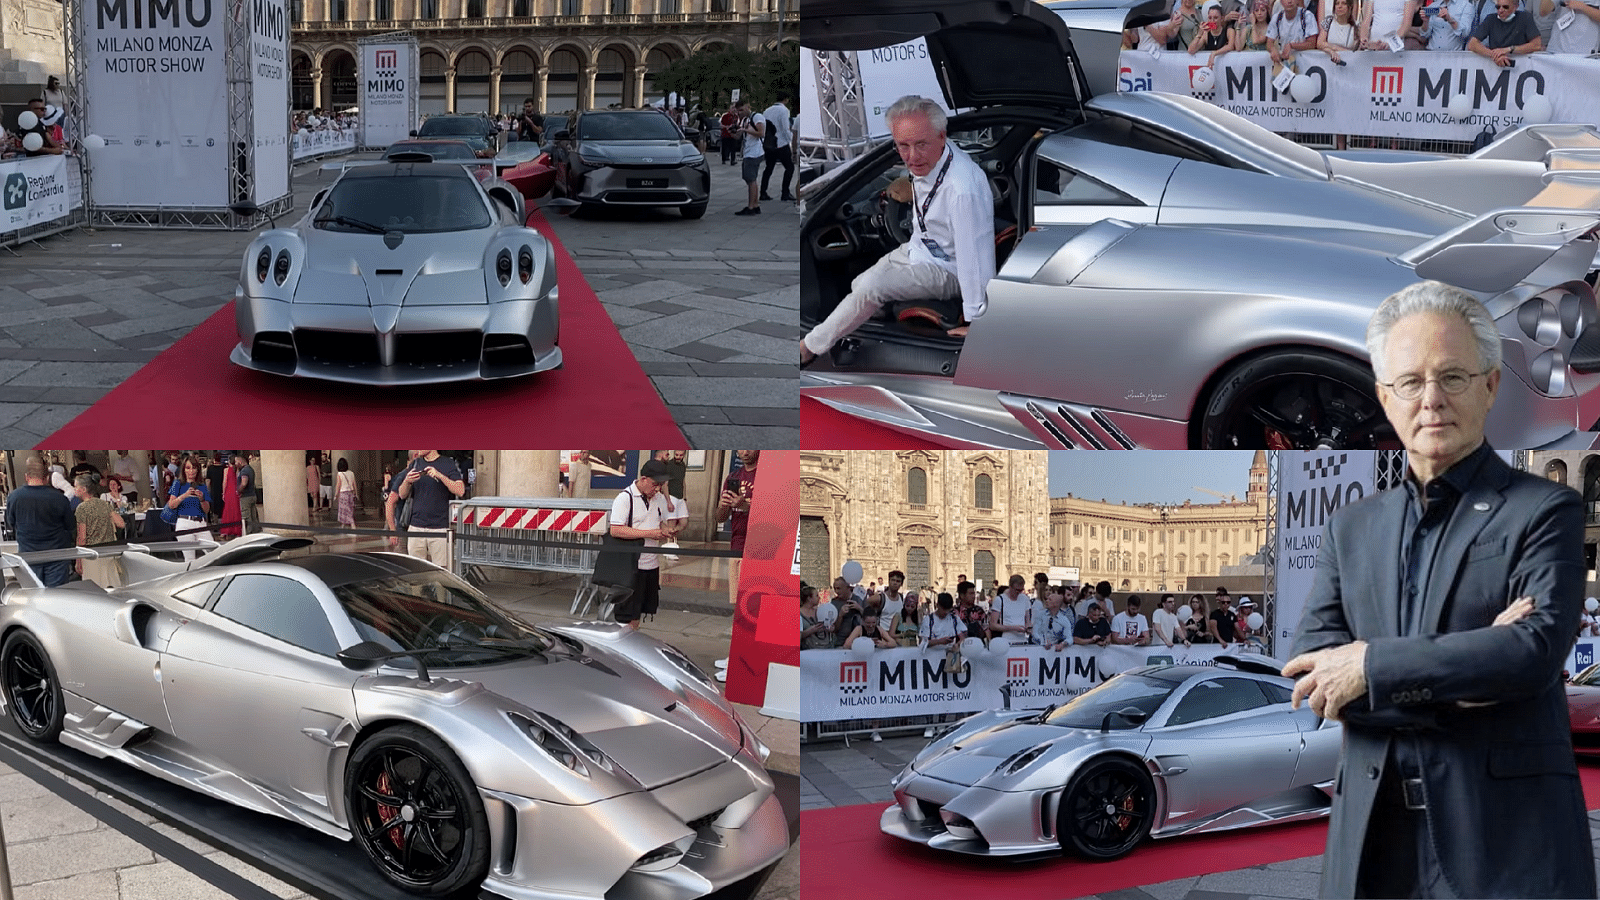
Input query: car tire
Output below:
<box><xmin>2</xmin><ymin>630</ymin><xmax>64</xmax><ymax>743</ymax></box>
<box><xmin>346</xmin><ymin>724</ymin><xmax>490</xmax><ymax>897</ymax></box>
<box><xmin>1056</xmin><ymin>755</ymin><xmax>1155</xmax><ymax>860</ymax></box>
<box><xmin>681</xmin><ymin>202</ymin><xmax>708</xmax><ymax>220</ymax></box>
<box><xmin>1198</xmin><ymin>350</ymin><xmax>1393</xmax><ymax>450</ymax></box>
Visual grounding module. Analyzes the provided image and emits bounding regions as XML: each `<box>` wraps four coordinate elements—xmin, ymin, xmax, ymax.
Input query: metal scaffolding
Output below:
<box><xmin>802</xmin><ymin>50</ymin><xmax>875</xmax><ymax>167</ymax></box>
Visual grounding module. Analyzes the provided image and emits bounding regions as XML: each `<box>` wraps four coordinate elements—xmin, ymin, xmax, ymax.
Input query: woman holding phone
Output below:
<box><xmin>166</xmin><ymin>454</ymin><xmax>212</xmax><ymax>561</ymax></box>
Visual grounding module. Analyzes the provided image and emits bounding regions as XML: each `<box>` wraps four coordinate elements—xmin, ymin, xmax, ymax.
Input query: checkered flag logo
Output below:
<box><xmin>1006</xmin><ymin>657</ymin><xmax>1030</xmax><ymax>686</ymax></box>
<box><xmin>1191</xmin><ymin>90</ymin><xmax>1215</xmax><ymax>102</ymax></box>
<box><xmin>839</xmin><ymin>661</ymin><xmax>868</xmax><ymax>695</ymax></box>
<box><xmin>1371</xmin><ymin>66</ymin><xmax>1404</xmax><ymax>107</ymax></box>
<box><xmin>1303</xmin><ymin>453</ymin><xmax>1348</xmax><ymax>481</ymax></box>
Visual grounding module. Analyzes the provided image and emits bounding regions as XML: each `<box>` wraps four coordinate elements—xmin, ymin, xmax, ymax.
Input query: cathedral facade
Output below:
<box><xmin>799</xmin><ymin>451</ymin><xmax>1052</xmax><ymax>594</ymax></box>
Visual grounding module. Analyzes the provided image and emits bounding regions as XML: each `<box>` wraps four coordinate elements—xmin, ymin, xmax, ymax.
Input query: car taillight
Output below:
<box><xmin>273</xmin><ymin>250</ymin><xmax>291</xmax><ymax>286</ymax></box>
<box><xmin>256</xmin><ymin>247</ymin><xmax>271</xmax><ymax>283</ymax></box>
<box><xmin>518</xmin><ymin>245</ymin><xmax>534</xmax><ymax>284</ymax></box>
<box><xmin>496</xmin><ymin>249</ymin><xmax>513</xmax><ymax>287</ymax></box>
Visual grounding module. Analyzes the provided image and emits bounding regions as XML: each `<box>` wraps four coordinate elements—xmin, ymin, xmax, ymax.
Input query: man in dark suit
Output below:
<box><xmin>1284</xmin><ymin>281</ymin><xmax>1596</xmax><ymax>899</ymax></box>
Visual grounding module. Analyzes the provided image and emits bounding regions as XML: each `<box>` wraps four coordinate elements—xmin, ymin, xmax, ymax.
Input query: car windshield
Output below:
<box><xmin>387</xmin><ymin>141</ymin><xmax>475</xmax><ymax>160</ymax></box>
<box><xmin>579</xmin><ymin>112</ymin><xmax>681</xmax><ymax>141</ymax></box>
<box><xmin>419</xmin><ymin>117</ymin><xmax>487</xmax><ymax>137</ymax></box>
<box><xmin>1575</xmin><ymin>663</ymin><xmax>1600</xmax><ymax>686</ymax></box>
<box><xmin>1042</xmin><ymin>672</ymin><xmax>1179</xmax><ymax>730</ymax></box>
<box><xmin>314</xmin><ymin>173</ymin><xmax>490</xmax><ymax>233</ymax></box>
<box><xmin>331</xmin><ymin>569</ymin><xmax>551</xmax><ymax>669</ymax></box>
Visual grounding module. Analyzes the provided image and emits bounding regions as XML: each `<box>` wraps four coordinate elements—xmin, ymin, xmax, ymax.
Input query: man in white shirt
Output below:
<box><xmin>1542</xmin><ymin>0</ymin><xmax>1600</xmax><ymax>51</ymax></box>
<box><xmin>921</xmin><ymin>594</ymin><xmax>967</xmax><ymax>647</ymax></box>
<box><xmin>732</xmin><ymin>97</ymin><xmax>766</xmax><ymax>217</ymax></box>
<box><xmin>1268</xmin><ymin>0</ymin><xmax>1321</xmax><ymax>64</ymax></box>
<box><xmin>799</xmin><ymin>94</ymin><xmax>995</xmax><ymax>366</ymax></box>
<box><xmin>608</xmin><ymin>459</ymin><xmax>674</xmax><ymax>630</ymax></box>
<box><xmin>759</xmin><ymin>91</ymin><xmax>795</xmax><ymax>203</ymax></box>
<box><xmin>1111</xmin><ymin>595</ymin><xmax>1153</xmax><ymax>646</ymax></box>
<box><xmin>1033</xmin><ymin>588</ymin><xmax>1076</xmax><ymax>651</ymax></box>
<box><xmin>988</xmin><ymin>574</ymin><xmax>1033</xmax><ymax>644</ymax></box>
<box><xmin>1151</xmin><ymin>594</ymin><xmax>1190</xmax><ymax>648</ymax></box>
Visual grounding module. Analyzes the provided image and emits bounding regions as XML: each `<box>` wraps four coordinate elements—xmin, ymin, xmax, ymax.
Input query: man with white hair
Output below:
<box><xmin>799</xmin><ymin>95</ymin><xmax>994</xmax><ymax>366</ymax></box>
<box><xmin>1283</xmin><ymin>280</ymin><xmax>1594</xmax><ymax>898</ymax></box>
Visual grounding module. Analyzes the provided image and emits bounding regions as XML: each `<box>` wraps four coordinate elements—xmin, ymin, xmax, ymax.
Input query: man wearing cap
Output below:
<box><xmin>608</xmin><ymin>459</ymin><xmax>675</xmax><ymax>630</ymax></box>
<box><xmin>1236</xmin><ymin>597</ymin><xmax>1257</xmax><ymax>640</ymax></box>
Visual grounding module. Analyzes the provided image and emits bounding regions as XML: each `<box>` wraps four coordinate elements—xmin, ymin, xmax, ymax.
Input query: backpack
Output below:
<box><xmin>1471</xmin><ymin>124</ymin><xmax>1497</xmax><ymax>152</ymax></box>
<box><xmin>762</xmin><ymin>112</ymin><xmax>779</xmax><ymax>152</ymax></box>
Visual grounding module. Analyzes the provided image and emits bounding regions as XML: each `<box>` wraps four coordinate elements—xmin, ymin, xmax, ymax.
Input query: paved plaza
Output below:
<box><xmin>0</xmin><ymin>152</ymin><xmax>798</xmax><ymax>448</ymax></box>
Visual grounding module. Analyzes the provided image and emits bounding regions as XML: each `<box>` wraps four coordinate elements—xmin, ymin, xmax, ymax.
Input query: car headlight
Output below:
<box><xmin>517</xmin><ymin>244</ymin><xmax>534</xmax><ymax>285</ymax></box>
<box><xmin>255</xmin><ymin>247</ymin><xmax>271</xmax><ymax>283</ymax></box>
<box><xmin>511</xmin><ymin>711</ymin><xmax>620</xmax><ymax>778</ymax></box>
<box><xmin>685</xmin><ymin>154</ymin><xmax>708</xmax><ymax>169</ymax></box>
<box><xmin>577</xmin><ymin>152</ymin><xmax>608</xmax><ymax>167</ymax></box>
<box><xmin>495</xmin><ymin>248</ymin><xmax>513</xmax><ymax>287</ymax></box>
<box><xmin>273</xmin><ymin>249</ymin><xmax>291</xmax><ymax>286</ymax></box>
<box><xmin>993</xmin><ymin>746</ymin><xmax>1047</xmax><ymax>777</ymax></box>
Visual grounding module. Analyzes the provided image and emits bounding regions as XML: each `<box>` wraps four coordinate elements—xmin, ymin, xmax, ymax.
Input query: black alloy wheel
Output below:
<box><xmin>1</xmin><ymin>630</ymin><xmax>64</xmax><ymax>743</ymax></box>
<box><xmin>1057</xmin><ymin>756</ymin><xmax>1156</xmax><ymax>860</ymax></box>
<box><xmin>346</xmin><ymin>725</ymin><xmax>489</xmax><ymax>896</ymax></box>
<box><xmin>1199</xmin><ymin>350</ymin><xmax>1398</xmax><ymax>450</ymax></box>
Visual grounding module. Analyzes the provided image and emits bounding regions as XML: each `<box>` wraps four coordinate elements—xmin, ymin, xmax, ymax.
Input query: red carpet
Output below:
<box><xmin>801</xmin><ymin>759</ymin><xmax>1600</xmax><ymax>900</ymax></box>
<box><xmin>45</xmin><ymin>211</ymin><xmax>684</xmax><ymax>447</ymax></box>
<box><xmin>801</xmin><ymin>396</ymin><xmax>986</xmax><ymax>449</ymax></box>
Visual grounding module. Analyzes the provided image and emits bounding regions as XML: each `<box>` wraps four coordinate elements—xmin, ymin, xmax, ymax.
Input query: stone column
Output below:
<box><xmin>581</xmin><ymin>64</ymin><xmax>596</xmax><ymax>110</ymax></box>
<box><xmin>313</xmin><ymin>66</ymin><xmax>325</xmax><ymax>109</ymax></box>
<box><xmin>490</xmin><ymin>65</ymin><xmax>502</xmax><ymax>113</ymax></box>
<box><xmin>631</xmin><ymin>64</ymin><xmax>646</xmax><ymax>108</ymax></box>
<box><xmin>446</xmin><ymin>67</ymin><xmax>457</xmax><ymax>111</ymax></box>
<box><xmin>497</xmin><ymin>451</ymin><xmax>560</xmax><ymax>499</ymax></box>
<box><xmin>475</xmin><ymin>450</ymin><xmax>500</xmax><ymax>497</ymax></box>
<box><xmin>535</xmin><ymin>65</ymin><xmax>549</xmax><ymax>111</ymax></box>
<box><xmin>262</xmin><ymin>450</ymin><xmax>310</xmax><ymax>531</ymax></box>
<box><xmin>127</xmin><ymin>450</ymin><xmax>152</xmax><ymax>504</ymax></box>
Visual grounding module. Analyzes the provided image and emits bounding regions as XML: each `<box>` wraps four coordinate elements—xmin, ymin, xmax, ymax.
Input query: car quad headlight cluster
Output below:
<box><xmin>510</xmin><ymin>711</ymin><xmax>623</xmax><ymax>779</ymax></box>
<box><xmin>253</xmin><ymin>246</ymin><xmax>292</xmax><ymax>286</ymax></box>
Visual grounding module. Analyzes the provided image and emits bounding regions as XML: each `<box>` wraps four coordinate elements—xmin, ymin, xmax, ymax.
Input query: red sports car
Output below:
<box><xmin>1567</xmin><ymin>663</ymin><xmax>1600</xmax><ymax>756</ymax></box>
<box><xmin>493</xmin><ymin>143</ymin><xmax>556</xmax><ymax>202</ymax></box>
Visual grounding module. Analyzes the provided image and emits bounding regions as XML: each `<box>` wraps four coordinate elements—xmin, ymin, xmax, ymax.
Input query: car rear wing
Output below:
<box><xmin>1469</xmin><ymin>123</ymin><xmax>1600</xmax><ymax>164</ymax></box>
<box><xmin>1399</xmin><ymin>206</ymin><xmax>1600</xmax><ymax>293</ymax></box>
<box><xmin>1</xmin><ymin>541</ymin><xmax>225</xmax><ymax>590</ymax></box>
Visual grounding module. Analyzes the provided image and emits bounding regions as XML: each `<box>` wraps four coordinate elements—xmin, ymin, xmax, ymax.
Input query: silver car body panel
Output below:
<box><xmin>878</xmin><ymin>664</ymin><xmax>1342</xmax><ymax>857</ymax></box>
<box><xmin>0</xmin><ymin>539</ymin><xmax>786</xmax><ymax>900</ymax></box>
<box><xmin>232</xmin><ymin>162</ymin><xmax>562</xmax><ymax>385</ymax></box>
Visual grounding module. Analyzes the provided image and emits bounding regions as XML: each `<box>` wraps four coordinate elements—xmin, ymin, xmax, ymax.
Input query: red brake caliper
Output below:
<box><xmin>377</xmin><ymin>771</ymin><xmax>404</xmax><ymax>849</ymax></box>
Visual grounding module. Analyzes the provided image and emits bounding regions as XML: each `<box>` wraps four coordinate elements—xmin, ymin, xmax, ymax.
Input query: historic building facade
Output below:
<box><xmin>0</xmin><ymin>0</ymin><xmax>64</xmax><ymax>91</ymax></box>
<box><xmin>798</xmin><ymin>451</ymin><xmax>1052</xmax><ymax>594</ymax></box>
<box><xmin>291</xmin><ymin>0</ymin><xmax>796</xmax><ymax>114</ymax></box>
<box><xmin>1523</xmin><ymin>448</ymin><xmax>1600</xmax><ymax>584</ymax></box>
<box><xmin>1048</xmin><ymin>451</ymin><xmax>1270</xmax><ymax>594</ymax></box>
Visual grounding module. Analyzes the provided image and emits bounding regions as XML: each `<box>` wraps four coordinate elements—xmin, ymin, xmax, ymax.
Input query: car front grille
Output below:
<box><xmin>601</xmin><ymin>190</ymin><xmax>693</xmax><ymax>204</ymax></box>
<box><xmin>396</xmin><ymin>331</ymin><xmax>482</xmax><ymax>368</ymax></box>
<box><xmin>294</xmin><ymin>329</ymin><xmax>379</xmax><ymax>366</ymax></box>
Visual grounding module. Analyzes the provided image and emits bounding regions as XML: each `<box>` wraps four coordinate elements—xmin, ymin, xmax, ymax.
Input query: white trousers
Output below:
<box><xmin>802</xmin><ymin>243</ymin><xmax>961</xmax><ymax>356</ymax></box>
<box><xmin>176</xmin><ymin>520</ymin><xmax>212</xmax><ymax>562</ymax></box>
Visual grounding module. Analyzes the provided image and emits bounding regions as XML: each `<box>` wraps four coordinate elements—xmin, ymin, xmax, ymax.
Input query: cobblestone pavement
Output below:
<box><xmin>0</xmin><ymin>152</ymin><xmax>797</xmax><ymax>448</ymax></box>
<box><xmin>802</xmin><ymin>732</ymin><xmax>1600</xmax><ymax>900</ymax></box>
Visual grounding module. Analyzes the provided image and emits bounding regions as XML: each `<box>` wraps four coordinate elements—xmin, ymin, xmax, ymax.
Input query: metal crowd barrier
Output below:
<box><xmin>447</xmin><ymin>497</ymin><xmax>627</xmax><ymax>620</ymax></box>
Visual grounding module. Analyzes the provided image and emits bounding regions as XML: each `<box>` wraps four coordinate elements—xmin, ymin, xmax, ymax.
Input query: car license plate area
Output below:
<box><xmin>627</xmin><ymin>178</ymin><xmax>667</xmax><ymax>188</ymax></box>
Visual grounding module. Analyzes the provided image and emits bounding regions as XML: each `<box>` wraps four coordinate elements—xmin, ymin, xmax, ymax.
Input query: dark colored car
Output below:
<box><xmin>383</xmin><ymin>139</ymin><xmax>491</xmax><ymax>181</ymax></box>
<box><xmin>411</xmin><ymin>114</ymin><xmax>500</xmax><ymax>158</ymax></box>
<box><xmin>549</xmin><ymin>109</ymin><xmax>711</xmax><ymax>219</ymax></box>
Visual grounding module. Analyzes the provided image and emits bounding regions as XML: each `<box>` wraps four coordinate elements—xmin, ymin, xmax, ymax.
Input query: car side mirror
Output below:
<box><xmin>1100</xmin><ymin>706</ymin><xmax>1150</xmax><ymax>733</ymax></box>
<box><xmin>337</xmin><ymin>640</ymin><xmax>393</xmax><ymax>669</ymax></box>
<box><xmin>228</xmin><ymin>200</ymin><xmax>259</xmax><ymax>217</ymax></box>
<box><xmin>409</xmin><ymin>129</ymin><xmax>418</xmax><ymax>137</ymax></box>
<box><xmin>312</xmin><ymin>188</ymin><xmax>329</xmax><ymax>208</ymax></box>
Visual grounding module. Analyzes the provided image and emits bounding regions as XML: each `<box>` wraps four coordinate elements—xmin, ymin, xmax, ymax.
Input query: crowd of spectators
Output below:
<box><xmin>1123</xmin><ymin>0</ymin><xmax>1598</xmax><ymax>57</ymax></box>
<box><xmin>801</xmin><ymin>571</ymin><xmax>1270</xmax><ymax>654</ymax></box>
<box><xmin>292</xmin><ymin>108</ymin><xmax>360</xmax><ymax>134</ymax></box>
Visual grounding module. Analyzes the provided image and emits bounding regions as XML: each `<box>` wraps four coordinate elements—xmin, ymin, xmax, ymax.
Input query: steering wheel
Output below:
<box><xmin>878</xmin><ymin>191</ymin><xmax>912</xmax><ymax>247</ymax></box>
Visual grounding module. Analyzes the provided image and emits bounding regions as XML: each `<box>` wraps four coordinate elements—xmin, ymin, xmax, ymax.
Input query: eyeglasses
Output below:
<box><xmin>1495</xmin><ymin>4</ymin><xmax>1514</xmax><ymax>8</ymax></box>
<box><xmin>1379</xmin><ymin>368</ymin><xmax>1491</xmax><ymax>400</ymax></box>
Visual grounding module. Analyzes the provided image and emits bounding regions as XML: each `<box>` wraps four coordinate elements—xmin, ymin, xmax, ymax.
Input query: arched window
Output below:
<box><xmin>1547</xmin><ymin>459</ymin><xmax>1569</xmax><ymax>485</ymax></box>
<box><xmin>907</xmin><ymin>467</ymin><xmax>927</xmax><ymax>505</ymax></box>
<box><xmin>974</xmin><ymin>473</ymin><xmax>993</xmax><ymax>509</ymax></box>
<box><xmin>973</xmin><ymin>550</ymin><xmax>996</xmax><ymax>589</ymax></box>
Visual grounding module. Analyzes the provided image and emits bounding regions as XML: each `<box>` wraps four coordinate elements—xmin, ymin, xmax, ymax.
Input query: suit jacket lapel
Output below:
<box><xmin>1365</xmin><ymin>487</ymin><xmax>1408</xmax><ymax>641</ymax></box>
<box><xmin>1418</xmin><ymin>454</ymin><xmax>1509</xmax><ymax>635</ymax></box>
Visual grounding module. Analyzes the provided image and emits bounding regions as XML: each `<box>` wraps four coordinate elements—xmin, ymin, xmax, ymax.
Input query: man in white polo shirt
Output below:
<box><xmin>609</xmin><ymin>459</ymin><xmax>674</xmax><ymax>630</ymax></box>
<box><xmin>988</xmin><ymin>574</ymin><xmax>1033</xmax><ymax>644</ymax></box>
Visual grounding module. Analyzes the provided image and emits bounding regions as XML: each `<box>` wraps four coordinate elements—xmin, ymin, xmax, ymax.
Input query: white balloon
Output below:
<box><xmin>1586</xmin><ymin>597</ymin><xmax>1598</xmax><ymax>613</ymax></box>
<box><xmin>1446</xmin><ymin>94</ymin><xmax>1475</xmax><ymax>123</ymax></box>
<box><xmin>1247</xmin><ymin>612</ymin><xmax>1265</xmax><ymax>631</ymax></box>
<box><xmin>1191</xmin><ymin>66</ymin><xmax>1215</xmax><ymax>91</ymax></box>
<box><xmin>16</xmin><ymin>110</ymin><xmax>37</xmax><ymax>130</ymax></box>
<box><xmin>1520</xmin><ymin>92</ymin><xmax>1553</xmax><ymax>125</ymax></box>
<box><xmin>850</xmin><ymin>636</ymin><xmax>875</xmax><ymax>656</ymax></box>
<box><xmin>962</xmin><ymin>637</ymin><xmax>985</xmax><ymax>658</ymax></box>
<box><xmin>1177</xmin><ymin>605</ymin><xmax>1193</xmax><ymax>622</ymax></box>
<box><xmin>1287</xmin><ymin>74</ymin><xmax>1317</xmax><ymax>105</ymax></box>
<box><xmin>841</xmin><ymin>560</ymin><xmax>863</xmax><ymax>585</ymax></box>
<box><xmin>83</xmin><ymin>133</ymin><xmax>106</xmax><ymax>149</ymax></box>
<box><xmin>21</xmin><ymin>132</ymin><xmax>42</xmax><ymax>152</ymax></box>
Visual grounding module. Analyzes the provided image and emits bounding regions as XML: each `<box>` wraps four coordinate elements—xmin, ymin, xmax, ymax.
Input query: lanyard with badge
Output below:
<box><xmin>913</xmin><ymin>151</ymin><xmax>954</xmax><ymax>262</ymax></box>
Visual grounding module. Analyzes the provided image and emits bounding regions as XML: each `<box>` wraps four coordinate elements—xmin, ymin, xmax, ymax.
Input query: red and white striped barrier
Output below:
<box><xmin>454</xmin><ymin>506</ymin><xmax>609</xmax><ymax>534</ymax></box>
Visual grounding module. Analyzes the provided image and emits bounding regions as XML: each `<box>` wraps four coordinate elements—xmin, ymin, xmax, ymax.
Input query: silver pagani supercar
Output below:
<box><xmin>882</xmin><ymin>656</ymin><xmax>1339</xmax><ymax>860</ymax></box>
<box><xmin>0</xmin><ymin>536</ymin><xmax>787</xmax><ymax>900</ymax></box>
<box><xmin>801</xmin><ymin>0</ymin><xmax>1600</xmax><ymax>449</ymax></box>
<box><xmin>232</xmin><ymin>159</ymin><xmax>562</xmax><ymax>384</ymax></box>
